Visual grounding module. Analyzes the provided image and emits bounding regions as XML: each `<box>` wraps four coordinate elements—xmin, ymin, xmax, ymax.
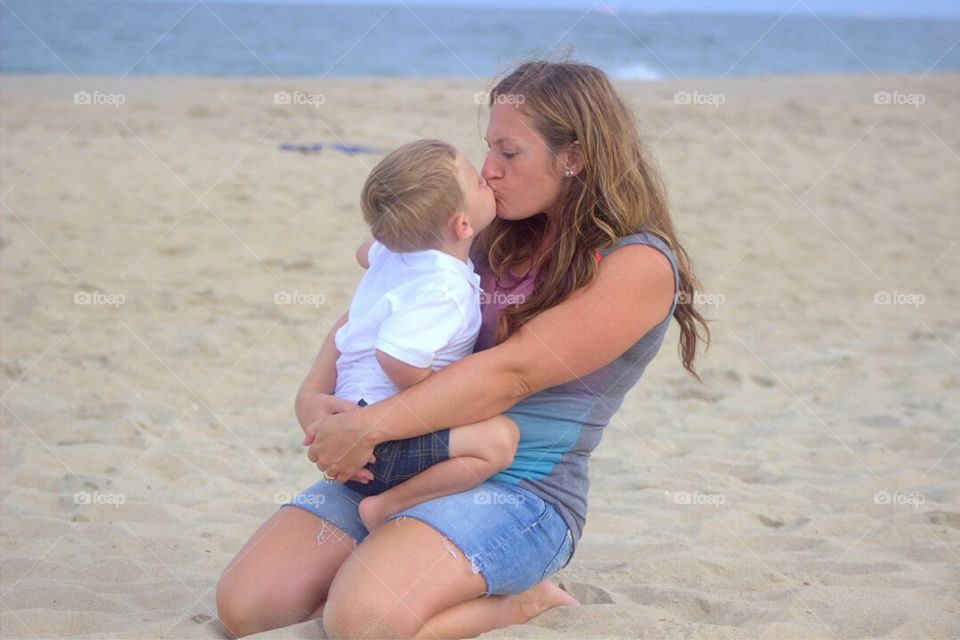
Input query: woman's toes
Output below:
<box><xmin>543</xmin><ymin>581</ymin><xmax>580</xmax><ymax>608</ymax></box>
<box><xmin>515</xmin><ymin>580</ymin><xmax>579</xmax><ymax>619</ymax></box>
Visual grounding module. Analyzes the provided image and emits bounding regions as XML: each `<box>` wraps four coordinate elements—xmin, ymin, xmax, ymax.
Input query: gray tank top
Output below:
<box><xmin>478</xmin><ymin>230</ymin><xmax>680</xmax><ymax>557</ymax></box>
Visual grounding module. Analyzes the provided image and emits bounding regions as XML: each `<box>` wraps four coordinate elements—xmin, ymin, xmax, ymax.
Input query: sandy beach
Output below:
<box><xmin>1</xmin><ymin>72</ymin><xmax>958</xmax><ymax>638</ymax></box>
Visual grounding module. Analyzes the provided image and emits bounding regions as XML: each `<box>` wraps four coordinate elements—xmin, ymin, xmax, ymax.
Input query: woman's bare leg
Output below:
<box><xmin>358</xmin><ymin>416</ymin><xmax>518</xmax><ymax>531</ymax></box>
<box><xmin>215</xmin><ymin>506</ymin><xmax>356</xmax><ymax>638</ymax></box>
<box><xmin>321</xmin><ymin>508</ymin><xmax>579</xmax><ymax>639</ymax></box>
<box><xmin>413</xmin><ymin>580</ymin><xmax>580</xmax><ymax>639</ymax></box>
<box><xmin>304</xmin><ymin>601</ymin><xmax>325</xmax><ymax>622</ymax></box>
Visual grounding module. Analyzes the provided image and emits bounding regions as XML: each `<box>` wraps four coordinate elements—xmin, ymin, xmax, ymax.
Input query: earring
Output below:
<box><xmin>564</xmin><ymin>169</ymin><xmax>574</xmax><ymax>177</ymax></box>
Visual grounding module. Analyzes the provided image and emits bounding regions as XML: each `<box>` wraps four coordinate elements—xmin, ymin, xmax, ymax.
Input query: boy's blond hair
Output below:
<box><xmin>360</xmin><ymin>139</ymin><xmax>465</xmax><ymax>253</ymax></box>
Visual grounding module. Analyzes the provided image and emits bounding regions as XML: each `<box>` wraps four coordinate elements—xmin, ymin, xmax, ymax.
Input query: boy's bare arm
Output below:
<box><xmin>355</xmin><ymin>238</ymin><xmax>375</xmax><ymax>269</ymax></box>
<box><xmin>375</xmin><ymin>350</ymin><xmax>433</xmax><ymax>390</ymax></box>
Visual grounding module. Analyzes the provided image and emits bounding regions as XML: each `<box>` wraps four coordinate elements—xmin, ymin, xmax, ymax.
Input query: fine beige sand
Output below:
<box><xmin>1</xmin><ymin>73</ymin><xmax>958</xmax><ymax>639</ymax></box>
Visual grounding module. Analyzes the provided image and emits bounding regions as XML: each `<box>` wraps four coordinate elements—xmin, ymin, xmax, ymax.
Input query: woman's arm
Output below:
<box><xmin>294</xmin><ymin>310</ymin><xmax>358</xmax><ymax>429</ymax></box>
<box><xmin>306</xmin><ymin>245</ymin><xmax>674</xmax><ymax>477</ymax></box>
<box><xmin>297</xmin><ymin>237</ymin><xmax>373</xmax><ymax>409</ymax></box>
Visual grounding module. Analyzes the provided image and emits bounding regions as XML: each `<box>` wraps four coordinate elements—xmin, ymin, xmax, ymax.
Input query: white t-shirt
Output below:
<box><xmin>333</xmin><ymin>241</ymin><xmax>483</xmax><ymax>404</ymax></box>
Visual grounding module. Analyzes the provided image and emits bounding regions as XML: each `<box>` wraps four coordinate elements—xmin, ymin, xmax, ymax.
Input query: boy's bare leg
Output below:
<box><xmin>358</xmin><ymin>415</ymin><xmax>518</xmax><ymax>531</ymax></box>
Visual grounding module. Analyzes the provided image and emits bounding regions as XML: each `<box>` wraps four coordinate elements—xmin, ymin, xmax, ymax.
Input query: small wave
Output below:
<box><xmin>612</xmin><ymin>62</ymin><xmax>664</xmax><ymax>80</ymax></box>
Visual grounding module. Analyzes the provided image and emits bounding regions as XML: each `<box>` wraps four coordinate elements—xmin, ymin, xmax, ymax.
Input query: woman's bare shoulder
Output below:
<box><xmin>597</xmin><ymin>241</ymin><xmax>675</xmax><ymax>292</ymax></box>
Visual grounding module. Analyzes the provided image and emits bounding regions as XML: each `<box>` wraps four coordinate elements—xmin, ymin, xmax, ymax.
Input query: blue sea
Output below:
<box><xmin>1</xmin><ymin>0</ymin><xmax>959</xmax><ymax>78</ymax></box>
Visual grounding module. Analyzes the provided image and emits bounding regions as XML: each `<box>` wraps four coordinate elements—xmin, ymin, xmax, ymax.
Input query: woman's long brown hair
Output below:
<box><xmin>476</xmin><ymin>60</ymin><xmax>710</xmax><ymax>380</ymax></box>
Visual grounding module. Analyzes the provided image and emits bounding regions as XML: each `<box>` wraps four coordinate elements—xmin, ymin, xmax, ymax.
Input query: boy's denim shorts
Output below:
<box><xmin>279</xmin><ymin>478</ymin><xmax>574</xmax><ymax>597</ymax></box>
<box><xmin>343</xmin><ymin>399</ymin><xmax>451</xmax><ymax>497</ymax></box>
<box><xmin>347</xmin><ymin>398</ymin><xmax>450</xmax><ymax>496</ymax></box>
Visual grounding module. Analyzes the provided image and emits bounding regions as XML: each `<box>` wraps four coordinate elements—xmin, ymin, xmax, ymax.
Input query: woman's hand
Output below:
<box><xmin>305</xmin><ymin>409</ymin><xmax>379</xmax><ymax>484</ymax></box>
<box><xmin>297</xmin><ymin>391</ymin><xmax>375</xmax><ymax>483</ymax></box>
<box><xmin>295</xmin><ymin>389</ymin><xmax>359</xmax><ymax>434</ymax></box>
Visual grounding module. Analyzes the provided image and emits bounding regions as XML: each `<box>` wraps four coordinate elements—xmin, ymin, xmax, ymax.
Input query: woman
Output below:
<box><xmin>216</xmin><ymin>60</ymin><xmax>708</xmax><ymax>639</ymax></box>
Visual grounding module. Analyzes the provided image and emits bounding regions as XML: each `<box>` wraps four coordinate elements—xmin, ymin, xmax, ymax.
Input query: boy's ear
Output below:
<box><xmin>448</xmin><ymin>212</ymin><xmax>475</xmax><ymax>241</ymax></box>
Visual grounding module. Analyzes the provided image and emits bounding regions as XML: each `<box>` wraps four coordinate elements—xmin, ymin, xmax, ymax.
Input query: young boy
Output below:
<box><xmin>303</xmin><ymin>139</ymin><xmax>519</xmax><ymax>532</ymax></box>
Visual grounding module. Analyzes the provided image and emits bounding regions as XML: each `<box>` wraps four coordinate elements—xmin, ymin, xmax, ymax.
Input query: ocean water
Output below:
<box><xmin>1</xmin><ymin>0</ymin><xmax>958</xmax><ymax>78</ymax></box>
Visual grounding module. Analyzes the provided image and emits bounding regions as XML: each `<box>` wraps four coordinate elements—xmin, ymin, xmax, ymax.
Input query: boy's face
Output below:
<box><xmin>453</xmin><ymin>151</ymin><xmax>497</xmax><ymax>234</ymax></box>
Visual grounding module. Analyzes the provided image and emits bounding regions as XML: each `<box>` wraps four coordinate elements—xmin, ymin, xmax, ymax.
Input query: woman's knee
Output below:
<box><xmin>215</xmin><ymin>569</ymin><xmax>260</xmax><ymax>638</ymax></box>
<box><xmin>215</xmin><ymin>561</ymin><xmax>321</xmax><ymax>638</ymax></box>
<box><xmin>321</xmin><ymin>555</ymin><xmax>418</xmax><ymax>638</ymax></box>
<box><xmin>322</xmin><ymin>589</ymin><xmax>421</xmax><ymax>639</ymax></box>
<box><xmin>322</xmin><ymin>518</ymin><xmax>487</xmax><ymax>639</ymax></box>
<box><xmin>214</xmin><ymin>508</ymin><xmax>356</xmax><ymax>637</ymax></box>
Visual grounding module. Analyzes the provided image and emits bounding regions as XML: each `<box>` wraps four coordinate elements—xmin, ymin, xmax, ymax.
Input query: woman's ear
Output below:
<box><xmin>558</xmin><ymin>140</ymin><xmax>584</xmax><ymax>177</ymax></box>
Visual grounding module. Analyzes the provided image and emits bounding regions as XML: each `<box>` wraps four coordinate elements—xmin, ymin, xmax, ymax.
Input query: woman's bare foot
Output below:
<box><xmin>358</xmin><ymin>495</ymin><xmax>391</xmax><ymax>531</ymax></box>
<box><xmin>510</xmin><ymin>579</ymin><xmax>580</xmax><ymax>620</ymax></box>
<box><xmin>410</xmin><ymin>578</ymin><xmax>579</xmax><ymax>638</ymax></box>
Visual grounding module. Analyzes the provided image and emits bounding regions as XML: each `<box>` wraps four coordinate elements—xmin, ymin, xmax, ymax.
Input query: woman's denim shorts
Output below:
<box><xmin>279</xmin><ymin>478</ymin><xmax>574</xmax><ymax>597</ymax></box>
